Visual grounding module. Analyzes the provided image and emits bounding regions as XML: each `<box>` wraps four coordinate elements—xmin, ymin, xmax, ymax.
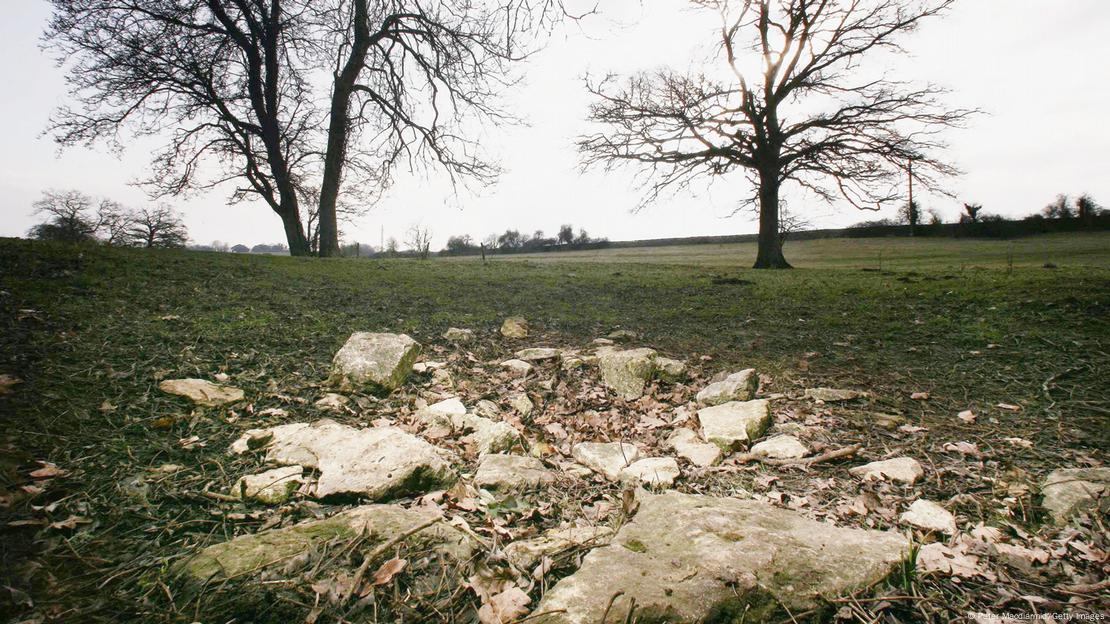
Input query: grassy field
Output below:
<box><xmin>487</xmin><ymin>232</ymin><xmax>1110</xmax><ymax>270</ymax></box>
<box><xmin>1</xmin><ymin>234</ymin><xmax>1108</xmax><ymax>622</ymax></box>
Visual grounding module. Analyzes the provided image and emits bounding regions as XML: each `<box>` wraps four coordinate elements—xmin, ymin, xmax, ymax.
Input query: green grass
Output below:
<box><xmin>487</xmin><ymin>232</ymin><xmax>1110</xmax><ymax>270</ymax></box>
<box><xmin>0</xmin><ymin>234</ymin><xmax>1108</xmax><ymax>622</ymax></box>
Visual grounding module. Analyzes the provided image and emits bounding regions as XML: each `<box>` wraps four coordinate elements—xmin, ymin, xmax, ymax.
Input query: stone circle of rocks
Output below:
<box><xmin>169</xmin><ymin>328</ymin><xmax>1086</xmax><ymax>621</ymax></box>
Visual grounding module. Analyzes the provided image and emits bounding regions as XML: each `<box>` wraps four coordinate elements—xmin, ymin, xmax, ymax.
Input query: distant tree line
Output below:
<box><xmin>442</xmin><ymin>224</ymin><xmax>607</xmax><ymax>256</ymax></box>
<box><xmin>27</xmin><ymin>189</ymin><xmax>187</xmax><ymax>248</ymax></box>
<box><xmin>847</xmin><ymin>193</ymin><xmax>1106</xmax><ymax>238</ymax></box>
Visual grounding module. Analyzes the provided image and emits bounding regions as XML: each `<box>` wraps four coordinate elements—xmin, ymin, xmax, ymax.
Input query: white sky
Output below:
<box><xmin>1</xmin><ymin>1</ymin><xmax>1108</xmax><ymax>249</ymax></box>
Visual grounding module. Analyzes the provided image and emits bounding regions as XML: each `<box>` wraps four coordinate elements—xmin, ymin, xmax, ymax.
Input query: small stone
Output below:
<box><xmin>159</xmin><ymin>379</ymin><xmax>245</xmax><ymax>406</ymax></box>
<box><xmin>696</xmin><ymin>369</ymin><xmax>758</xmax><ymax>405</ymax></box>
<box><xmin>591</xmin><ymin>338</ymin><xmax>614</xmax><ymax>346</ymax></box>
<box><xmin>654</xmin><ymin>357</ymin><xmax>688</xmax><ymax>382</ymax></box>
<box><xmin>619</xmin><ymin>457</ymin><xmax>680</xmax><ymax>487</ymax></box>
<box><xmin>414</xmin><ymin>398</ymin><xmax>467</xmax><ymax>428</ymax></box>
<box><xmin>597</xmin><ymin>348</ymin><xmax>658</xmax><ymax>400</ymax></box>
<box><xmin>314</xmin><ymin>393</ymin><xmax>349</xmax><ymax>411</ymax></box>
<box><xmin>474</xmin><ymin>399</ymin><xmax>501</xmax><ymax>418</ymax></box>
<box><xmin>803</xmin><ymin>387</ymin><xmax>868</xmax><ymax>402</ymax></box>
<box><xmin>514</xmin><ymin>347</ymin><xmax>560</xmax><ymax>361</ymax></box>
<box><xmin>1041</xmin><ymin>467</ymin><xmax>1110</xmax><ymax>525</ymax></box>
<box><xmin>849</xmin><ymin>457</ymin><xmax>924</xmax><ymax>485</ymax></box>
<box><xmin>606</xmin><ymin>329</ymin><xmax>637</xmax><ymax>341</ymax></box>
<box><xmin>665</xmin><ymin>429</ymin><xmax>722</xmax><ymax>467</ymax></box>
<box><xmin>474</xmin><ymin>454</ymin><xmax>555</xmax><ymax>491</ymax></box>
<box><xmin>233</xmin><ymin>466</ymin><xmax>304</xmax><ymax>504</ymax></box>
<box><xmin>505</xmin><ymin>525</ymin><xmax>615</xmax><ymax>570</ymax></box>
<box><xmin>750</xmin><ymin>435</ymin><xmax>809</xmax><ymax>459</ymax></box>
<box><xmin>900</xmin><ymin>499</ymin><xmax>957</xmax><ymax>534</ymax></box>
<box><xmin>501</xmin><ymin>317</ymin><xmax>529</xmax><ymax>339</ymax></box>
<box><xmin>697</xmin><ymin>400</ymin><xmax>772</xmax><ymax>450</ymax></box>
<box><xmin>457</xmin><ymin>414</ymin><xmax>521</xmax><ymax>455</ymax></box>
<box><xmin>910</xmin><ymin>392</ymin><xmax>930</xmax><ymax>401</ymax></box>
<box><xmin>328</xmin><ymin>332</ymin><xmax>421</xmax><ymax>392</ymax></box>
<box><xmin>443</xmin><ymin>327</ymin><xmax>475</xmax><ymax>343</ymax></box>
<box><xmin>509</xmin><ymin>393</ymin><xmax>534</xmax><ymax>416</ymax></box>
<box><xmin>500</xmin><ymin>359</ymin><xmax>533</xmax><ymax>377</ymax></box>
<box><xmin>572</xmin><ymin>442</ymin><xmax>640</xmax><ymax>480</ymax></box>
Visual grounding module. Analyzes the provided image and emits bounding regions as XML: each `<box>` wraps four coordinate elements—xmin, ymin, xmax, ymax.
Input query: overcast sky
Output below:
<box><xmin>2</xmin><ymin>1</ymin><xmax>1108</xmax><ymax>249</ymax></box>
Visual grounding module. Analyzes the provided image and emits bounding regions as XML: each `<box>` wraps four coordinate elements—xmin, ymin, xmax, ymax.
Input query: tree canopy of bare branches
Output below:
<box><xmin>46</xmin><ymin>0</ymin><xmax>581</xmax><ymax>257</ymax></box>
<box><xmin>127</xmin><ymin>206</ymin><xmax>190</xmax><ymax>248</ymax></box>
<box><xmin>579</xmin><ymin>0</ymin><xmax>974</xmax><ymax>268</ymax></box>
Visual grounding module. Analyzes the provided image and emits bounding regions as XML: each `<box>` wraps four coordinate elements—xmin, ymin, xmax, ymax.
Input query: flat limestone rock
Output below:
<box><xmin>850</xmin><ymin>457</ymin><xmax>924</xmax><ymax>485</ymax></box>
<box><xmin>654</xmin><ymin>357</ymin><xmax>688</xmax><ymax>382</ymax></box>
<box><xmin>666</xmin><ymin>429</ymin><xmax>722</xmax><ymax>468</ymax></box>
<box><xmin>597</xmin><ymin>348</ymin><xmax>658</xmax><ymax>400</ymax></box>
<box><xmin>457</xmin><ymin>414</ymin><xmax>521</xmax><ymax>456</ymax></box>
<box><xmin>1041</xmin><ymin>467</ymin><xmax>1110</xmax><ymax>524</ymax></box>
<box><xmin>696</xmin><ymin>369</ymin><xmax>758</xmax><ymax>406</ymax></box>
<box><xmin>443</xmin><ymin>327</ymin><xmax>475</xmax><ymax>343</ymax></box>
<box><xmin>750</xmin><ymin>435</ymin><xmax>809</xmax><ymax>460</ymax></box>
<box><xmin>508</xmin><ymin>393</ymin><xmax>534</xmax><ymax>416</ymax></box>
<box><xmin>620</xmin><ymin>457</ymin><xmax>680</xmax><ymax>488</ymax></box>
<box><xmin>900</xmin><ymin>499</ymin><xmax>957</xmax><ymax>534</ymax></box>
<box><xmin>230</xmin><ymin>420</ymin><xmax>455</xmax><ymax>499</ymax></box>
<box><xmin>178</xmin><ymin>505</ymin><xmax>473</xmax><ymax>583</ymax></box>
<box><xmin>514</xmin><ymin>347</ymin><xmax>560</xmax><ymax>361</ymax></box>
<box><xmin>415</xmin><ymin>397</ymin><xmax>467</xmax><ymax>428</ymax></box>
<box><xmin>500</xmin><ymin>359</ymin><xmax>533</xmax><ymax>377</ymax></box>
<box><xmin>159</xmin><ymin>379</ymin><xmax>244</xmax><ymax>406</ymax></box>
<box><xmin>233</xmin><ymin>466</ymin><xmax>304</xmax><ymax>504</ymax></box>
<box><xmin>474</xmin><ymin>454</ymin><xmax>555</xmax><ymax>491</ymax></box>
<box><xmin>697</xmin><ymin>400</ymin><xmax>772</xmax><ymax>450</ymax></box>
<box><xmin>505</xmin><ymin>525</ymin><xmax>615</xmax><ymax>570</ymax></box>
<box><xmin>804</xmin><ymin>387</ymin><xmax>868</xmax><ymax>403</ymax></box>
<box><xmin>572</xmin><ymin>442</ymin><xmax>640</xmax><ymax>480</ymax></box>
<box><xmin>328</xmin><ymin>332</ymin><xmax>421</xmax><ymax>392</ymax></box>
<box><xmin>501</xmin><ymin>317</ymin><xmax>529</xmax><ymax>339</ymax></box>
<box><xmin>530</xmin><ymin>492</ymin><xmax>910</xmax><ymax>623</ymax></box>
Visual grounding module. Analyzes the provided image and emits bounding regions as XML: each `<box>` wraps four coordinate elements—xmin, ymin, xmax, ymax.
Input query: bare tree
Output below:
<box><xmin>28</xmin><ymin>190</ymin><xmax>101</xmax><ymax>243</ymax></box>
<box><xmin>127</xmin><ymin>205</ymin><xmax>189</xmax><ymax>248</ymax></box>
<box><xmin>46</xmin><ymin>1</ymin><xmax>318</xmax><ymax>255</ymax></box>
<box><xmin>961</xmin><ymin>202</ymin><xmax>982</xmax><ymax>223</ymax></box>
<box><xmin>405</xmin><ymin>224</ymin><xmax>433</xmax><ymax>259</ymax></box>
<box><xmin>96</xmin><ymin>200</ymin><xmax>134</xmax><ymax>246</ymax></box>
<box><xmin>46</xmin><ymin>1</ymin><xmax>584</xmax><ymax>258</ymax></box>
<box><xmin>579</xmin><ymin>0</ymin><xmax>974</xmax><ymax>268</ymax></box>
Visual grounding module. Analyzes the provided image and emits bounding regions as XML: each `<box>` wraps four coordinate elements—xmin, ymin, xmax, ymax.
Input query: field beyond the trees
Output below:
<box><xmin>1</xmin><ymin>233</ymin><xmax>1108</xmax><ymax>622</ymax></box>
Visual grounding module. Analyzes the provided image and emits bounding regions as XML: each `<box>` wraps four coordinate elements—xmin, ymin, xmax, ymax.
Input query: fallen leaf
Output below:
<box><xmin>917</xmin><ymin>543</ymin><xmax>995</xmax><ymax>580</ymax></box>
<box><xmin>370</xmin><ymin>557</ymin><xmax>407</xmax><ymax>587</ymax></box>
<box><xmin>910</xmin><ymin>392</ymin><xmax>930</xmax><ymax>401</ymax></box>
<box><xmin>0</xmin><ymin>375</ymin><xmax>24</xmax><ymax>395</ymax></box>
<box><xmin>1002</xmin><ymin>437</ymin><xmax>1033</xmax><ymax>448</ymax></box>
<box><xmin>29</xmin><ymin>462</ymin><xmax>67</xmax><ymax>479</ymax></box>
<box><xmin>996</xmin><ymin>403</ymin><xmax>1022</xmax><ymax>412</ymax></box>
<box><xmin>956</xmin><ymin>410</ymin><xmax>976</xmax><ymax>423</ymax></box>
<box><xmin>48</xmin><ymin>515</ymin><xmax>90</xmax><ymax>530</ymax></box>
<box><xmin>898</xmin><ymin>424</ymin><xmax>928</xmax><ymax>434</ymax></box>
<box><xmin>477</xmin><ymin>587</ymin><xmax>531</xmax><ymax>624</ymax></box>
<box><xmin>178</xmin><ymin>436</ymin><xmax>205</xmax><ymax>449</ymax></box>
<box><xmin>257</xmin><ymin>407</ymin><xmax>288</xmax><ymax>417</ymax></box>
<box><xmin>943</xmin><ymin>441</ymin><xmax>981</xmax><ymax>456</ymax></box>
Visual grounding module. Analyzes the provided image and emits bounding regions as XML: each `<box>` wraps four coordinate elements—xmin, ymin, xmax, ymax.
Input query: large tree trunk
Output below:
<box><xmin>753</xmin><ymin>171</ymin><xmax>792</xmax><ymax>269</ymax></box>
<box><xmin>278</xmin><ymin>202</ymin><xmax>311</xmax><ymax>256</ymax></box>
<box><xmin>317</xmin><ymin>0</ymin><xmax>372</xmax><ymax>258</ymax></box>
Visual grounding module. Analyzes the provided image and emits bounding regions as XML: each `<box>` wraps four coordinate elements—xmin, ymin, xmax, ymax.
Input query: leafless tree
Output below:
<box><xmin>96</xmin><ymin>200</ymin><xmax>135</xmax><ymax>246</ymax></box>
<box><xmin>46</xmin><ymin>0</ymin><xmax>585</xmax><ymax>258</ymax></box>
<box><xmin>579</xmin><ymin>0</ymin><xmax>974</xmax><ymax>268</ymax></box>
<box><xmin>127</xmin><ymin>205</ymin><xmax>190</xmax><ymax>248</ymax></box>
<box><xmin>28</xmin><ymin>190</ymin><xmax>101</xmax><ymax>243</ymax></box>
<box><xmin>405</xmin><ymin>224</ymin><xmax>433</xmax><ymax>259</ymax></box>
